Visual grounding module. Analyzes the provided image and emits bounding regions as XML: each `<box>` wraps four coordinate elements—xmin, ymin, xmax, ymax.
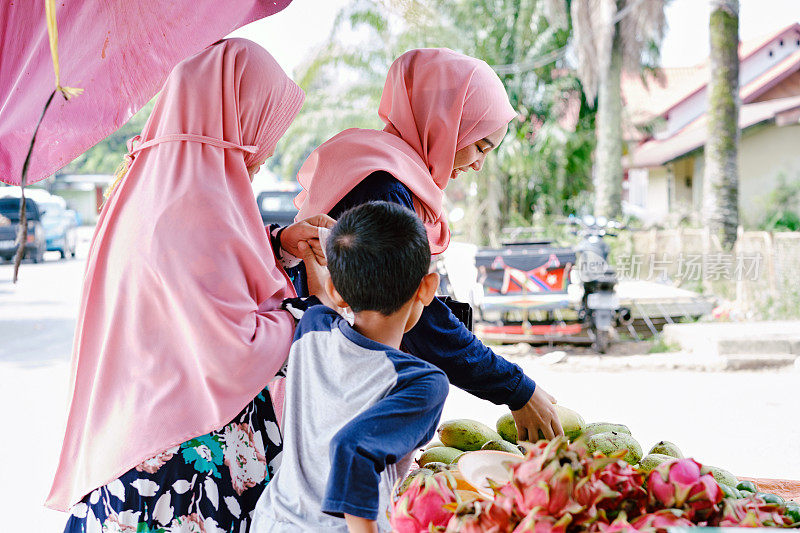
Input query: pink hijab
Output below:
<box><xmin>46</xmin><ymin>39</ymin><xmax>304</xmax><ymax>511</ymax></box>
<box><xmin>295</xmin><ymin>48</ymin><xmax>517</xmax><ymax>253</ymax></box>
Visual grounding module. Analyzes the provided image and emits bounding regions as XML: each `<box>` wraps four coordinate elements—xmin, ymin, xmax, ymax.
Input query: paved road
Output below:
<box><xmin>1</xmin><ymin>228</ymin><xmax>798</xmax><ymax>531</ymax></box>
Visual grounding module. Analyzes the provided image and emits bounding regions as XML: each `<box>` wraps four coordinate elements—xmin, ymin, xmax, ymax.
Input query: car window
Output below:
<box><xmin>260</xmin><ymin>193</ymin><xmax>297</xmax><ymax>213</ymax></box>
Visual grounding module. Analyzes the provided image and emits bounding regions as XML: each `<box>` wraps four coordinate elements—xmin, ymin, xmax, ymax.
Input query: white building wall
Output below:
<box><xmin>660</xmin><ymin>29</ymin><xmax>800</xmax><ymax>140</ymax></box>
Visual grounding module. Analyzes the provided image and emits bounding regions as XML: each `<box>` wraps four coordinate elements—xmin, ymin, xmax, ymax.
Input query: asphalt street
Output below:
<box><xmin>1</xmin><ymin>228</ymin><xmax>798</xmax><ymax>532</ymax></box>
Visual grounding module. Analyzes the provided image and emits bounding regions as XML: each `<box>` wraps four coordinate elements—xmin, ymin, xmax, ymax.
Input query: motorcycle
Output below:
<box><xmin>566</xmin><ymin>215</ymin><xmax>632</xmax><ymax>353</ymax></box>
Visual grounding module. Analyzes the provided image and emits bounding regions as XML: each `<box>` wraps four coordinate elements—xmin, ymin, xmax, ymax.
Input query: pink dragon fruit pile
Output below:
<box><xmin>390</xmin><ymin>436</ymin><xmax>799</xmax><ymax>532</ymax></box>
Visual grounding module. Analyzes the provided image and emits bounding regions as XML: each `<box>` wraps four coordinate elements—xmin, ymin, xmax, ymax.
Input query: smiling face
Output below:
<box><xmin>451</xmin><ymin>124</ymin><xmax>508</xmax><ymax>179</ymax></box>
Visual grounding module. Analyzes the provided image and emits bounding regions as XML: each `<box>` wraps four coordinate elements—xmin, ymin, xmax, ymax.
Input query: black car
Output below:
<box><xmin>0</xmin><ymin>197</ymin><xmax>46</xmax><ymax>263</ymax></box>
<box><xmin>256</xmin><ymin>189</ymin><xmax>299</xmax><ymax>226</ymax></box>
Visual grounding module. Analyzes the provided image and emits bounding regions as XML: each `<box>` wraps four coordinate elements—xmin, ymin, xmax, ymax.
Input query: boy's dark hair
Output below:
<box><xmin>326</xmin><ymin>201</ymin><xmax>431</xmax><ymax>315</ymax></box>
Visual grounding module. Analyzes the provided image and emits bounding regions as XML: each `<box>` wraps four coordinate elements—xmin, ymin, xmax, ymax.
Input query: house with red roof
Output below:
<box><xmin>622</xmin><ymin>22</ymin><xmax>800</xmax><ymax>226</ymax></box>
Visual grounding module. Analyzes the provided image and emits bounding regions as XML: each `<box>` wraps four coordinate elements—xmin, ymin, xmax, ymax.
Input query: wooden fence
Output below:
<box><xmin>616</xmin><ymin>228</ymin><xmax>800</xmax><ymax>318</ymax></box>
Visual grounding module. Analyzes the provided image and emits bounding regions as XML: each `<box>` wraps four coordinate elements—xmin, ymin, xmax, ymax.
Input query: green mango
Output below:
<box><xmin>418</xmin><ymin>446</ymin><xmax>463</xmax><ymax>466</ymax></box>
<box><xmin>648</xmin><ymin>440</ymin><xmax>683</xmax><ymax>459</ymax></box>
<box><xmin>498</xmin><ymin>405</ymin><xmax>585</xmax><ymax>443</ymax></box>
<box><xmin>737</xmin><ymin>480</ymin><xmax>758</xmax><ymax>493</ymax></box>
<box><xmin>439</xmin><ymin>419</ymin><xmax>504</xmax><ymax>451</ymax></box>
<box><xmin>481</xmin><ymin>439</ymin><xmax>524</xmax><ymax>455</ymax></box>
<box><xmin>758</xmin><ymin>492</ymin><xmax>785</xmax><ymax>505</ymax></box>
<box><xmin>586</xmin><ymin>431</ymin><xmax>643</xmax><ymax>465</ymax></box>
<box><xmin>784</xmin><ymin>505</ymin><xmax>800</xmax><ymax>525</ymax></box>
<box><xmin>581</xmin><ymin>422</ymin><xmax>631</xmax><ymax>439</ymax></box>
<box><xmin>496</xmin><ymin>413</ymin><xmax>518</xmax><ymax>443</ymax></box>
<box><xmin>706</xmin><ymin>465</ymin><xmax>738</xmax><ymax>488</ymax></box>
<box><xmin>451</xmin><ymin>451</ymin><xmax>468</xmax><ymax>465</ymax></box>
<box><xmin>719</xmin><ymin>483</ymin><xmax>742</xmax><ymax>500</ymax></box>
<box><xmin>739</xmin><ymin>490</ymin><xmax>755</xmax><ymax>498</ymax></box>
<box><xmin>555</xmin><ymin>405</ymin><xmax>586</xmax><ymax>441</ymax></box>
<box><xmin>422</xmin><ymin>462</ymin><xmax>450</xmax><ymax>473</ymax></box>
<box><xmin>638</xmin><ymin>453</ymin><xmax>675</xmax><ymax>473</ymax></box>
<box><xmin>424</xmin><ymin>440</ymin><xmax>444</xmax><ymax>450</ymax></box>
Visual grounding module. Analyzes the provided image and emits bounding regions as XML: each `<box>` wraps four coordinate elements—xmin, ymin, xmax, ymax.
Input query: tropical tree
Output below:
<box><xmin>59</xmin><ymin>100</ymin><xmax>155</xmax><ymax>175</ymax></box>
<box><xmin>702</xmin><ymin>0</ymin><xmax>739</xmax><ymax>249</ymax></box>
<box><xmin>548</xmin><ymin>0</ymin><xmax>668</xmax><ymax>219</ymax></box>
<box><xmin>274</xmin><ymin>0</ymin><xmax>597</xmax><ymax>244</ymax></box>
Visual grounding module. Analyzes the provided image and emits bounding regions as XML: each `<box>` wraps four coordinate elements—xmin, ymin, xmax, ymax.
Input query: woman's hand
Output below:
<box><xmin>511</xmin><ymin>385</ymin><xmax>563</xmax><ymax>442</ymax></box>
<box><xmin>280</xmin><ymin>214</ymin><xmax>336</xmax><ymax>265</ymax></box>
<box><xmin>297</xmin><ymin>241</ymin><xmax>336</xmax><ymax>309</ymax></box>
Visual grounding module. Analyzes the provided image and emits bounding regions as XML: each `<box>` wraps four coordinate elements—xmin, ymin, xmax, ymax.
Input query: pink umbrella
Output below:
<box><xmin>0</xmin><ymin>0</ymin><xmax>292</xmax><ymax>186</ymax></box>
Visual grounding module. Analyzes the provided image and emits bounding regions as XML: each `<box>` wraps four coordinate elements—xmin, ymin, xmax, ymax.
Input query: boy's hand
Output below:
<box><xmin>344</xmin><ymin>514</ymin><xmax>379</xmax><ymax>533</ymax></box>
<box><xmin>281</xmin><ymin>214</ymin><xmax>336</xmax><ymax>265</ymax></box>
<box><xmin>511</xmin><ymin>385</ymin><xmax>563</xmax><ymax>441</ymax></box>
<box><xmin>297</xmin><ymin>241</ymin><xmax>336</xmax><ymax>309</ymax></box>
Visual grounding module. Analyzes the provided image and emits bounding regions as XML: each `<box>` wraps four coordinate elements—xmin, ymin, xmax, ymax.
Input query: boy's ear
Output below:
<box><xmin>416</xmin><ymin>272</ymin><xmax>439</xmax><ymax>306</ymax></box>
<box><xmin>325</xmin><ymin>277</ymin><xmax>350</xmax><ymax>309</ymax></box>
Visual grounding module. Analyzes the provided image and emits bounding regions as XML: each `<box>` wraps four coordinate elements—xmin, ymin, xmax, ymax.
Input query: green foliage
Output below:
<box><xmin>60</xmin><ymin>100</ymin><xmax>156</xmax><ymax>175</ymax></box>
<box><xmin>758</xmin><ymin>174</ymin><xmax>800</xmax><ymax>232</ymax></box>
<box><xmin>648</xmin><ymin>336</ymin><xmax>680</xmax><ymax>353</ymax></box>
<box><xmin>274</xmin><ymin>0</ymin><xmax>597</xmax><ymax>243</ymax></box>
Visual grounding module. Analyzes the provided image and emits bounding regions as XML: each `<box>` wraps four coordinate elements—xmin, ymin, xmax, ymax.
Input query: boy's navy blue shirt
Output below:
<box><xmin>288</xmin><ymin>171</ymin><xmax>536</xmax><ymax>410</ymax></box>
<box><xmin>253</xmin><ymin>304</ymin><xmax>449</xmax><ymax>531</ymax></box>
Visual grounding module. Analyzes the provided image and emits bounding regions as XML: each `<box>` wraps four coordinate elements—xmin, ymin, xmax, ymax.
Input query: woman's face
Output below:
<box><xmin>451</xmin><ymin>124</ymin><xmax>508</xmax><ymax>179</ymax></box>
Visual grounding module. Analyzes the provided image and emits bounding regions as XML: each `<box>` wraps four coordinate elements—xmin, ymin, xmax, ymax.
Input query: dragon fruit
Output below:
<box><xmin>712</xmin><ymin>496</ymin><xmax>795</xmax><ymax>528</ymax></box>
<box><xmin>631</xmin><ymin>509</ymin><xmax>694</xmax><ymax>532</ymax></box>
<box><xmin>389</xmin><ymin>472</ymin><xmax>458</xmax><ymax>533</ymax></box>
<box><xmin>586</xmin><ymin>513</ymin><xmax>641</xmax><ymax>533</ymax></box>
<box><xmin>493</xmin><ymin>438</ymin><xmax>585</xmax><ymax>520</ymax></box>
<box><xmin>444</xmin><ymin>500</ymin><xmax>516</xmax><ymax>533</ymax></box>
<box><xmin>511</xmin><ymin>507</ymin><xmax>573</xmax><ymax>533</ymax></box>
<box><xmin>646</xmin><ymin>458</ymin><xmax>722</xmax><ymax>521</ymax></box>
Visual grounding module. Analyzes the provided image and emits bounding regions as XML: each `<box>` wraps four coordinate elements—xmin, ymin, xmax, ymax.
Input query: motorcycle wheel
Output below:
<box><xmin>592</xmin><ymin>327</ymin><xmax>609</xmax><ymax>354</ymax></box>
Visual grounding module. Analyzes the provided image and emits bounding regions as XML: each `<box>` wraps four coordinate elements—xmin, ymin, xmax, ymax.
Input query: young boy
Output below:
<box><xmin>252</xmin><ymin>201</ymin><xmax>449</xmax><ymax>533</ymax></box>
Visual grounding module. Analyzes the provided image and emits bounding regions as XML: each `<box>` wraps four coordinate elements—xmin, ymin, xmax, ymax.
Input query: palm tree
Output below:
<box><xmin>702</xmin><ymin>0</ymin><xmax>739</xmax><ymax>249</ymax></box>
<box><xmin>547</xmin><ymin>0</ymin><xmax>667</xmax><ymax>219</ymax></box>
<box><xmin>277</xmin><ymin>0</ymin><xmax>597</xmax><ymax>244</ymax></box>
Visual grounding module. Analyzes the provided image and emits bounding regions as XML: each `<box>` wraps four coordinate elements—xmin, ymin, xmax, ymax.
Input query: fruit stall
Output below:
<box><xmin>389</xmin><ymin>406</ymin><xmax>800</xmax><ymax>532</ymax></box>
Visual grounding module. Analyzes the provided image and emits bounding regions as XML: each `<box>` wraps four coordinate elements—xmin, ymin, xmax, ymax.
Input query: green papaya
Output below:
<box><xmin>481</xmin><ymin>439</ymin><xmax>524</xmax><ymax>455</ymax></box>
<box><xmin>418</xmin><ymin>446</ymin><xmax>463</xmax><ymax>466</ymax></box>
<box><xmin>737</xmin><ymin>480</ymin><xmax>758</xmax><ymax>493</ymax></box>
<box><xmin>438</xmin><ymin>419</ymin><xmax>503</xmax><ymax>451</ymax></box>
<box><xmin>648</xmin><ymin>440</ymin><xmax>683</xmax><ymax>459</ymax></box>
<box><xmin>586</xmin><ymin>431</ymin><xmax>643</xmax><ymax>465</ymax></box>
<box><xmin>706</xmin><ymin>465</ymin><xmax>738</xmax><ymax>488</ymax></box>
<box><xmin>581</xmin><ymin>422</ymin><xmax>631</xmax><ymax>440</ymax></box>
<box><xmin>496</xmin><ymin>413</ymin><xmax>517</xmax><ymax>443</ymax></box>
<box><xmin>638</xmin><ymin>453</ymin><xmax>675</xmax><ymax>473</ymax></box>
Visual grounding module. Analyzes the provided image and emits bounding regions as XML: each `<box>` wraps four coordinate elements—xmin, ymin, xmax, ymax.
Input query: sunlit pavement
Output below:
<box><xmin>2</xmin><ymin>226</ymin><xmax>798</xmax><ymax>532</ymax></box>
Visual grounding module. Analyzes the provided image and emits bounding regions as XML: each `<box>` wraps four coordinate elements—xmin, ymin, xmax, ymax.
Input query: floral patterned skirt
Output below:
<box><xmin>63</xmin><ymin>387</ymin><xmax>282</xmax><ymax>533</ymax></box>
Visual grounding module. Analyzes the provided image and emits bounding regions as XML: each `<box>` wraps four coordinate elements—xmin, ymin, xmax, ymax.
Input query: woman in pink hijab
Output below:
<box><xmin>49</xmin><ymin>39</ymin><xmax>331</xmax><ymax>533</ymax></box>
<box><xmin>295</xmin><ymin>48</ymin><xmax>562</xmax><ymax>442</ymax></box>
